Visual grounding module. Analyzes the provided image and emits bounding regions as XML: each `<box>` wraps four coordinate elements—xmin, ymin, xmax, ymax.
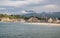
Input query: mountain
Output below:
<box><xmin>21</xmin><ymin>10</ymin><xmax>41</xmax><ymax>17</ymax></box>
<box><xmin>21</xmin><ymin>10</ymin><xmax>60</xmax><ymax>18</ymax></box>
<box><xmin>40</xmin><ymin>12</ymin><xmax>60</xmax><ymax>18</ymax></box>
<box><xmin>42</xmin><ymin>12</ymin><xmax>60</xmax><ymax>18</ymax></box>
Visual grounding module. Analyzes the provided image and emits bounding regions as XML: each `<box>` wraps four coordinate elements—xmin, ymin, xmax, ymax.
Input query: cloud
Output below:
<box><xmin>25</xmin><ymin>0</ymin><xmax>44</xmax><ymax>4</ymax></box>
<box><xmin>0</xmin><ymin>0</ymin><xmax>44</xmax><ymax>7</ymax></box>
<box><xmin>29</xmin><ymin>4</ymin><xmax>60</xmax><ymax>12</ymax></box>
<box><xmin>43</xmin><ymin>4</ymin><xmax>60</xmax><ymax>12</ymax></box>
<box><xmin>0</xmin><ymin>0</ymin><xmax>60</xmax><ymax>14</ymax></box>
<box><xmin>0</xmin><ymin>8</ymin><xmax>6</xmax><ymax>9</ymax></box>
<box><xmin>21</xmin><ymin>10</ymin><xmax>28</xmax><ymax>14</ymax></box>
<box><xmin>0</xmin><ymin>1</ymin><xmax>29</xmax><ymax>7</ymax></box>
<box><xmin>44</xmin><ymin>4</ymin><xmax>58</xmax><ymax>9</ymax></box>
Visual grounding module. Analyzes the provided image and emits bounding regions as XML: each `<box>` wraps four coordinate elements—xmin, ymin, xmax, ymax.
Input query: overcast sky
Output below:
<box><xmin>0</xmin><ymin>0</ymin><xmax>60</xmax><ymax>14</ymax></box>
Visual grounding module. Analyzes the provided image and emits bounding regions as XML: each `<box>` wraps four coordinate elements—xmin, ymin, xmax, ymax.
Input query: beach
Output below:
<box><xmin>0</xmin><ymin>21</ymin><xmax>60</xmax><ymax>26</ymax></box>
<box><xmin>23</xmin><ymin>23</ymin><xmax>60</xmax><ymax>26</ymax></box>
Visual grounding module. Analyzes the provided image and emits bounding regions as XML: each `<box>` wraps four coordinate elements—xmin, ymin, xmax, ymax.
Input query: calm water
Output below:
<box><xmin>0</xmin><ymin>22</ymin><xmax>60</xmax><ymax>38</ymax></box>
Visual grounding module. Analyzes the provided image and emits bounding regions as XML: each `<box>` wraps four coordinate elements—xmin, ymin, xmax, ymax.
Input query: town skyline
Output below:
<box><xmin>0</xmin><ymin>14</ymin><xmax>60</xmax><ymax>24</ymax></box>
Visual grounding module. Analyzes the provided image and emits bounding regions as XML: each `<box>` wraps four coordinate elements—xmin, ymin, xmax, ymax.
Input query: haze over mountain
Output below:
<box><xmin>0</xmin><ymin>8</ymin><xmax>60</xmax><ymax>18</ymax></box>
<box><xmin>21</xmin><ymin>10</ymin><xmax>60</xmax><ymax>18</ymax></box>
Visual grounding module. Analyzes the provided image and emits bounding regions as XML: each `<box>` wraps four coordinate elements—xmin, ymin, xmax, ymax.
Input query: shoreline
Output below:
<box><xmin>23</xmin><ymin>23</ymin><xmax>60</xmax><ymax>26</ymax></box>
<box><xmin>0</xmin><ymin>22</ymin><xmax>60</xmax><ymax>26</ymax></box>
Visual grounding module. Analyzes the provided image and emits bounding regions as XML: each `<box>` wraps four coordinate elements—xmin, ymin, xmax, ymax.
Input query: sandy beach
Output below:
<box><xmin>0</xmin><ymin>22</ymin><xmax>60</xmax><ymax>26</ymax></box>
<box><xmin>23</xmin><ymin>23</ymin><xmax>60</xmax><ymax>26</ymax></box>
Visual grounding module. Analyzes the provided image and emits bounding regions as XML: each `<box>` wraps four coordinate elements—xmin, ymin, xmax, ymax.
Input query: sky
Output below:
<box><xmin>0</xmin><ymin>0</ymin><xmax>60</xmax><ymax>14</ymax></box>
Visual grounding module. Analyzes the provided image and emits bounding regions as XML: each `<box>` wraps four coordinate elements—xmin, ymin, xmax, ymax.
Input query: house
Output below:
<box><xmin>18</xmin><ymin>19</ymin><xmax>26</xmax><ymax>22</ymax></box>
<box><xmin>9</xmin><ymin>19</ymin><xmax>18</xmax><ymax>22</ymax></box>
<box><xmin>28</xmin><ymin>17</ymin><xmax>40</xmax><ymax>23</ymax></box>
<box><xmin>48</xmin><ymin>18</ymin><xmax>53</xmax><ymax>23</ymax></box>
<box><xmin>48</xmin><ymin>18</ymin><xmax>60</xmax><ymax>23</ymax></box>
<box><xmin>53</xmin><ymin>18</ymin><xmax>60</xmax><ymax>23</ymax></box>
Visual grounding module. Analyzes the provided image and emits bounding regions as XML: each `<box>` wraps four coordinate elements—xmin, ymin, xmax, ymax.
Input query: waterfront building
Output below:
<box><xmin>48</xmin><ymin>18</ymin><xmax>53</xmax><ymax>23</ymax></box>
<box><xmin>18</xmin><ymin>19</ymin><xmax>26</xmax><ymax>22</ymax></box>
<box><xmin>28</xmin><ymin>17</ymin><xmax>40</xmax><ymax>23</ymax></box>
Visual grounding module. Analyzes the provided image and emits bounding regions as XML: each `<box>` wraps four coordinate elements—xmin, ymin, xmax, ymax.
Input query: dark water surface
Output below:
<box><xmin>0</xmin><ymin>22</ymin><xmax>60</xmax><ymax>38</ymax></box>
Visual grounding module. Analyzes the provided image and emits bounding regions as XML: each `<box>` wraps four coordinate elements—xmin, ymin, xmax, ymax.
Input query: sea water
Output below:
<box><xmin>0</xmin><ymin>22</ymin><xmax>60</xmax><ymax>38</ymax></box>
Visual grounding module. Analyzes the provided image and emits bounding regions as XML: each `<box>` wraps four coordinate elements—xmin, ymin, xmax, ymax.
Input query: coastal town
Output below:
<box><xmin>0</xmin><ymin>14</ymin><xmax>60</xmax><ymax>24</ymax></box>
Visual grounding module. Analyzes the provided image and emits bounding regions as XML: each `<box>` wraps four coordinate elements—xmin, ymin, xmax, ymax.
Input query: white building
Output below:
<box><xmin>48</xmin><ymin>18</ymin><xmax>53</xmax><ymax>23</ymax></box>
<box><xmin>28</xmin><ymin>17</ymin><xmax>40</xmax><ymax>23</ymax></box>
<box><xmin>19</xmin><ymin>19</ymin><xmax>26</xmax><ymax>22</ymax></box>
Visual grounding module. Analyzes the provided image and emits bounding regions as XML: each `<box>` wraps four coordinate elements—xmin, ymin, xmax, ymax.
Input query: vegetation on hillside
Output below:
<box><xmin>0</xmin><ymin>14</ymin><xmax>26</xmax><ymax>19</ymax></box>
<box><xmin>0</xmin><ymin>14</ymin><xmax>60</xmax><ymax>20</ymax></box>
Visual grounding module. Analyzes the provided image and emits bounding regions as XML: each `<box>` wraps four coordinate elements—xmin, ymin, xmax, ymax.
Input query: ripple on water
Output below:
<box><xmin>0</xmin><ymin>23</ymin><xmax>60</xmax><ymax>38</ymax></box>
